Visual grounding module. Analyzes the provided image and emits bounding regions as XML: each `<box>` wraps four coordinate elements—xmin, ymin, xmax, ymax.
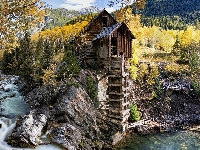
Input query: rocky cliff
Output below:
<box><xmin>5</xmin><ymin>70</ymin><xmax>116</xmax><ymax>149</ymax></box>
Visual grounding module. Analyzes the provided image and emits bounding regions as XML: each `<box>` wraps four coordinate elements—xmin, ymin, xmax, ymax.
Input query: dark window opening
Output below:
<box><xmin>111</xmin><ymin>37</ymin><xmax>117</xmax><ymax>55</ymax></box>
<box><xmin>102</xmin><ymin>16</ymin><xmax>107</xmax><ymax>27</ymax></box>
<box><xmin>101</xmin><ymin>39</ymin><xmax>103</xmax><ymax>47</ymax></box>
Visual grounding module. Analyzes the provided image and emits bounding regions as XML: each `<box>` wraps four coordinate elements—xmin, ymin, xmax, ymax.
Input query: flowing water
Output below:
<box><xmin>0</xmin><ymin>75</ymin><xmax>62</xmax><ymax>150</ymax></box>
<box><xmin>114</xmin><ymin>131</ymin><xmax>200</xmax><ymax>150</ymax></box>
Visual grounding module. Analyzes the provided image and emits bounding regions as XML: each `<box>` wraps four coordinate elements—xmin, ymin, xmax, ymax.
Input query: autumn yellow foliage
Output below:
<box><xmin>131</xmin><ymin>62</ymin><xmax>159</xmax><ymax>86</ymax></box>
<box><xmin>31</xmin><ymin>21</ymin><xmax>89</xmax><ymax>44</ymax></box>
<box><xmin>165</xmin><ymin>63</ymin><xmax>188</xmax><ymax>74</ymax></box>
<box><xmin>179</xmin><ymin>26</ymin><xmax>200</xmax><ymax>46</ymax></box>
<box><xmin>1</xmin><ymin>0</ymin><xmax>46</xmax><ymax>51</ymax></box>
<box><xmin>42</xmin><ymin>64</ymin><xmax>57</xmax><ymax>85</ymax></box>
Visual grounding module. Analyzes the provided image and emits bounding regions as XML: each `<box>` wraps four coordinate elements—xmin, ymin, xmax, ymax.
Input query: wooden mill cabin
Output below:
<box><xmin>92</xmin><ymin>22</ymin><xmax>134</xmax><ymax>58</ymax></box>
<box><xmin>80</xmin><ymin>9</ymin><xmax>135</xmax><ymax>139</ymax></box>
<box><xmin>81</xmin><ymin>9</ymin><xmax>135</xmax><ymax>68</ymax></box>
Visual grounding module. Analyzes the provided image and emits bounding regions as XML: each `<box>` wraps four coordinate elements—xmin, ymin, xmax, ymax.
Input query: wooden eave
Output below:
<box><xmin>92</xmin><ymin>22</ymin><xmax>135</xmax><ymax>41</ymax></box>
<box><xmin>120</xmin><ymin>22</ymin><xmax>135</xmax><ymax>39</ymax></box>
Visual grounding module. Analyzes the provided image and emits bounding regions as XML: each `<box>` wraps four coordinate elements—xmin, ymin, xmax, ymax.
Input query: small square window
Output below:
<box><xmin>102</xmin><ymin>16</ymin><xmax>107</xmax><ymax>27</ymax></box>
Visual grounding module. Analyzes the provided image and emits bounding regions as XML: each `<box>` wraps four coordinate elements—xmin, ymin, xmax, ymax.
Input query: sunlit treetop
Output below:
<box><xmin>0</xmin><ymin>0</ymin><xmax>48</xmax><ymax>51</ymax></box>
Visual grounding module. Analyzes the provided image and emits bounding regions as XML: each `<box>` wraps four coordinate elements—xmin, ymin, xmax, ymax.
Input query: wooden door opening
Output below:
<box><xmin>111</xmin><ymin>37</ymin><xmax>117</xmax><ymax>55</ymax></box>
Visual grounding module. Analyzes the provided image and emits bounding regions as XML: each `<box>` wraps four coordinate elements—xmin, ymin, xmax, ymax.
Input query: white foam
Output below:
<box><xmin>0</xmin><ymin>118</ymin><xmax>62</xmax><ymax>150</ymax></box>
<box><xmin>0</xmin><ymin>75</ymin><xmax>62</xmax><ymax>150</ymax></box>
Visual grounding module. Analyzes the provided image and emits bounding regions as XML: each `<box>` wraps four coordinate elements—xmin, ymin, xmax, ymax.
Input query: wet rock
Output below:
<box><xmin>4</xmin><ymin>87</ymin><xmax>10</xmax><ymax>92</ymax></box>
<box><xmin>6</xmin><ymin>113</ymin><xmax>47</xmax><ymax>148</ymax></box>
<box><xmin>8</xmin><ymin>92</ymin><xmax>16</xmax><ymax>98</ymax></box>
<box><xmin>135</xmin><ymin>125</ymin><xmax>150</xmax><ymax>135</ymax></box>
<box><xmin>24</xmin><ymin>84</ymin><xmax>56</xmax><ymax>107</ymax></box>
<box><xmin>0</xmin><ymin>108</ymin><xmax>5</xmax><ymax>112</ymax></box>
<box><xmin>49</xmin><ymin>124</ymin><xmax>83</xmax><ymax>150</ymax></box>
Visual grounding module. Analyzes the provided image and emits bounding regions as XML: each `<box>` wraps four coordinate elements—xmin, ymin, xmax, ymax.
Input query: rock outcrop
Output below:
<box><xmin>5</xmin><ymin>70</ymin><xmax>112</xmax><ymax>149</ymax></box>
<box><xmin>6</xmin><ymin>113</ymin><xmax>47</xmax><ymax>148</ymax></box>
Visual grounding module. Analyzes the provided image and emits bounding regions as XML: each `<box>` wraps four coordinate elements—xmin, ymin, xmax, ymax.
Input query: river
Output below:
<box><xmin>114</xmin><ymin>131</ymin><xmax>200</xmax><ymax>150</ymax></box>
<box><xmin>0</xmin><ymin>75</ymin><xmax>62</xmax><ymax>150</ymax></box>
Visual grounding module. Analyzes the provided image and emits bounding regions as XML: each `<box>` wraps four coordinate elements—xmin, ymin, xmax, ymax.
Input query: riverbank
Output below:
<box><xmin>128</xmin><ymin>62</ymin><xmax>200</xmax><ymax>135</ymax></box>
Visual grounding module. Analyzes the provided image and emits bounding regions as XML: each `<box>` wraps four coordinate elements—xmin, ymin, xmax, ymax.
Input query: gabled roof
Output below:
<box><xmin>93</xmin><ymin>22</ymin><xmax>135</xmax><ymax>41</ymax></box>
<box><xmin>83</xmin><ymin>9</ymin><xmax>117</xmax><ymax>32</ymax></box>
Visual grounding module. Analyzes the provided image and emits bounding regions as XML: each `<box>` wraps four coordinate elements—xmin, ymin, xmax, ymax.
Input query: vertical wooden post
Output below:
<box><xmin>109</xmin><ymin>36</ymin><xmax>111</xmax><ymax>57</ymax></box>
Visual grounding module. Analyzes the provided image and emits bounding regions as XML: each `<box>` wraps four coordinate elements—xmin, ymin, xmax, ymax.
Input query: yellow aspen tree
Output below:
<box><xmin>180</xmin><ymin>26</ymin><xmax>195</xmax><ymax>46</ymax></box>
<box><xmin>160</xmin><ymin>30</ymin><xmax>175</xmax><ymax>52</ymax></box>
<box><xmin>0</xmin><ymin>0</ymin><xmax>47</xmax><ymax>51</ymax></box>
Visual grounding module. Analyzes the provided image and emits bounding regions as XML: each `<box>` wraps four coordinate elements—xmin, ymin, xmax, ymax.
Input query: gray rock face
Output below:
<box><xmin>5</xmin><ymin>71</ymin><xmax>112</xmax><ymax>149</ymax></box>
<box><xmin>49</xmin><ymin>124</ymin><xmax>82</xmax><ymax>150</ymax></box>
<box><xmin>49</xmin><ymin>87</ymin><xmax>102</xmax><ymax>149</ymax></box>
<box><xmin>6</xmin><ymin>113</ymin><xmax>47</xmax><ymax>148</ymax></box>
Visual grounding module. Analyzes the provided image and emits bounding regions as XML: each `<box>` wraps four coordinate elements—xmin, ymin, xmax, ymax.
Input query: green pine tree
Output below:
<box><xmin>129</xmin><ymin>104</ymin><xmax>140</xmax><ymax>122</ymax></box>
<box><xmin>41</xmin><ymin>39</ymin><xmax>54</xmax><ymax>70</ymax></box>
<box><xmin>172</xmin><ymin>35</ymin><xmax>181</xmax><ymax>56</ymax></box>
<box><xmin>1</xmin><ymin>50</ymin><xmax>16</xmax><ymax>74</ymax></box>
<box><xmin>17</xmin><ymin>32</ymin><xmax>34</xmax><ymax>85</ymax></box>
<box><xmin>57</xmin><ymin>43</ymin><xmax>80</xmax><ymax>80</ymax></box>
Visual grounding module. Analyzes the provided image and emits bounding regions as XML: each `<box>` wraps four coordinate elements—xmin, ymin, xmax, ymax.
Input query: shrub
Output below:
<box><xmin>86</xmin><ymin>76</ymin><xmax>97</xmax><ymax>102</ymax></box>
<box><xmin>146</xmin><ymin>63</ymin><xmax>159</xmax><ymax>85</ymax></box>
<box><xmin>189</xmin><ymin>49</ymin><xmax>199</xmax><ymax>74</ymax></box>
<box><xmin>129</xmin><ymin>49</ymin><xmax>139</xmax><ymax>80</ymax></box>
<box><xmin>42</xmin><ymin>64</ymin><xmax>57</xmax><ymax>85</ymax></box>
<box><xmin>129</xmin><ymin>104</ymin><xmax>140</xmax><ymax>122</ymax></box>
<box><xmin>191</xmin><ymin>80</ymin><xmax>200</xmax><ymax>96</ymax></box>
<box><xmin>136</xmin><ymin>63</ymin><xmax>159</xmax><ymax>86</ymax></box>
<box><xmin>136</xmin><ymin>63</ymin><xmax>148</xmax><ymax>83</ymax></box>
<box><xmin>165</xmin><ymin>63</ymin><xmax>188</xmax><ymax>76</ymax></box>
<box><xmin>129</xmin><ymin>65</ymin><xmax>138</xmax><ymax>80</ymax></box>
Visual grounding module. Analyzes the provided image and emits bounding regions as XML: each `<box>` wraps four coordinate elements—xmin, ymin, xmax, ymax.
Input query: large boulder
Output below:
<box><xmin>48</xmin><ymin>124</ymin><xmax>91</xmax><ymax>150</ymax></box>
<box><xmin>6</xmin><ymin>112</ymin><xmax>47</xmax><ymax>148</ymax></box>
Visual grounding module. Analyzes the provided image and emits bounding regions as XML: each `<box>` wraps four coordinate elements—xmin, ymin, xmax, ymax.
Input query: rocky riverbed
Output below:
<box><xmin>0</xmin><ymin>73</ymin><xmax>29</xmax><ymax>118</ymax></box>
<box><xmin>1</xmin><ymin>71</ymin><xmax>116</xmax><ymax>149</ymax></box>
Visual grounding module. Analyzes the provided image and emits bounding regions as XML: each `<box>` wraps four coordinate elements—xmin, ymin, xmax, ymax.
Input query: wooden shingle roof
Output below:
<box><xmin>93</xmin><ymin>22</ymin><xmax>135</xmax><ymax>41</ymax></box>
<box><xmin>93</xmin><ymin>23</ymin><xmax>121</xmax><ymax>41</ymax></box>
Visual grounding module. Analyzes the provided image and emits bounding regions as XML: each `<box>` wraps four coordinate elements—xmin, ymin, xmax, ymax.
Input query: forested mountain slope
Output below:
<box><xmin>142</xmin><ymin>0</ymin><xmax>200</xmax><ymax>17</ymax></box>
<box><xmin>44</xmin><ymin>8</ymin><xmax>80</xmax><ymax>29</ymax></box>
<box><xmin>135</xmin><ymin>0</ymin><xmax>200</xmax><ymax>29</ymax></box>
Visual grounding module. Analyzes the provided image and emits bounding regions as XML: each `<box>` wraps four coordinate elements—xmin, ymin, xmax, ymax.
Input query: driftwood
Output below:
<box><xmin>162</xmin><ymin>81</ymin><xmax>193</xmax><ymax>92</ymax></box>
